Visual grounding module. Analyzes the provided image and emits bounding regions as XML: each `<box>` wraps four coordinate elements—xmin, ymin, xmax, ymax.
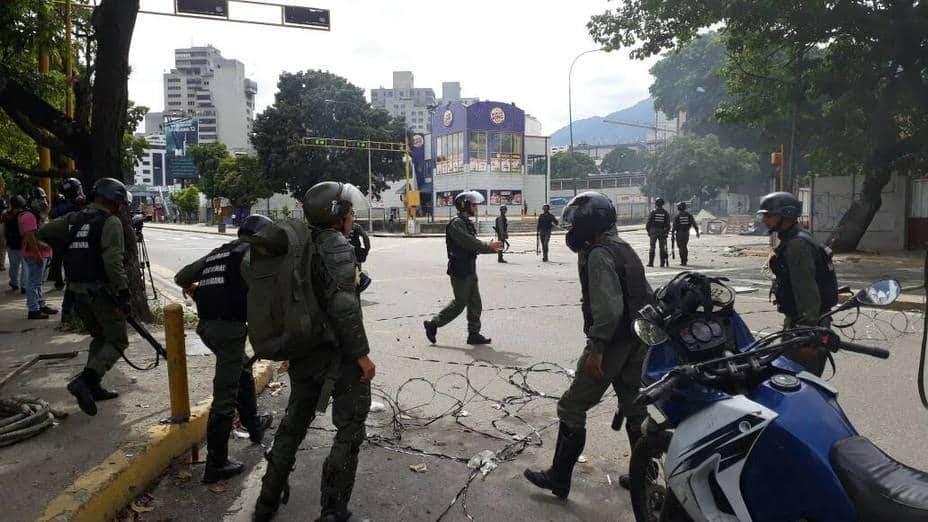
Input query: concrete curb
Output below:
<box><xmin>145</xmin><ymin>224</ymin><xmax>236</xmax><ymax>237</ymax></box>
<box><xmin>38</xmin><ymin>360</ymin><xmax>276</xmax><ymax>522</ymax></box>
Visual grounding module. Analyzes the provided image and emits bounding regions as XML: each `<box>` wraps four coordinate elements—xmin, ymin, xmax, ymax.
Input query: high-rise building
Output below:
<box><xmin>370</xmin><ymin>71</ymin><xmax>437</xmax><ymax>133</ymax></box>
<box><xmin>133</xmin><ymin>134</ymin><xmax>167</xmax><ymax>187</ymax></box>
<box><xmin>161</xmin><ymin>45</ymin><xmax>256</xmax><ymax>152</ymax></box>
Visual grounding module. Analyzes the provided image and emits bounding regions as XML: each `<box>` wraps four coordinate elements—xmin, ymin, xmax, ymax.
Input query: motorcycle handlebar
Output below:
<box><xmin>841</xmin><ymin>340</ymin><xmax>890</xmax><ymax>359</ymax></box>
<box><xmin>636</xmin><ymin>372</ymin><xmax>687</xmax><ymax>406</ymax></box>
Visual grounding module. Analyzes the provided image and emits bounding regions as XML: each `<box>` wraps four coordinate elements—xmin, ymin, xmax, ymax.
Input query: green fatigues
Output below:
<box><xmin>557</xmin><ymin>230</ymin><xmax>648</xmax><ymax>432</ymax></box>
<box><xmin>646</xmin><ymin>208</ymin><xmax>670</xmax><ymax>266</ymax></box>
<box><xmin>538</xmin><ymin>212</ymin><xmax>558</xmax><ymax>261</ymax></box>
<box><xmin>772</xmin><ymin>224</ymin><xmax>828</xmax><ymax>375</ymax></box>
<box><xmin>431</xmin><ymin>215</ymin><xmax>493</xmax><ymax>335</ymax></box>
<box><xmin>495</xmin><ymin>214</ymin><xmax>508</xmax><ymax>262</ymax></box>
<box><xmin>672</xmin><ymin>211</ymin><xmax>699</xmax><ymax>266</ymax></box>
<box><xmin>256</xmin><ymin>228</ymin><xmax>371</xmax><ymax>519</ymax></box>
<box><xmin>38</xmin><ymin>205</ymin><xmax>128</xmax><ymax>377</ymax></box>
<box><xmin>174</xmin><ymin>254</ymin><xmax>255</xmax><ymax>424</ymax></box>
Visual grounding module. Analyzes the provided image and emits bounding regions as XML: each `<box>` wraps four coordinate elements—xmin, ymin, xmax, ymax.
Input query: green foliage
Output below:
<box><xmin>251</xmin><ymin>70</ymin><xmax>408</xmax><ymax>199</ymax></box>
<box><xmin>215</xmin><ymin>155</ymin><xmax>277</xmax><ymax>209</ymax></box>
<box><xmin>644</xmin><ymin>134</ymin><xmax>759</xmax><ymax>204</ymax></box>
<box><xmin>0</xmin><ymin>113</ymin><xmax>39</xmax><ymax>196</ymax></box>
<box><xmin>551</xmin><ymin>151</ymin><xmax>598</xmax><ymax>180</ymax></box>
<box><xmin>171</xmin><ymin>185</ymin><xmax>200</xmax><ymax>218</ymax></box>
<box><xmin>120</xmin><ymin>103</ymin><xmax>148</xmax><ymax>181</ymax></box>
<box><xmin>600</xmin><ymin>146</ymin><xmax>646</xmax><ymax>174</ymax></box>
<box><xmin>188</xmin><ymin>142</ymin><xmax>229</xmax><ymax>199</ymax></box>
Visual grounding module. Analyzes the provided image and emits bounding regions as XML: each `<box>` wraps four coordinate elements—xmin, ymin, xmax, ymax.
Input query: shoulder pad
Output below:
<box><xmin>316</xmin><ymin>229</ymin><xmax>355</xmax><ymax>264</ymax></box>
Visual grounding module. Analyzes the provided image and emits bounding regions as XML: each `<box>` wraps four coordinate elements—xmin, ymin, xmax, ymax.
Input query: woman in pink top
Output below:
<box><xmin>20</xmin><ymin>188</ymin><xmax>57</xmax><ymax>319</ymax></box>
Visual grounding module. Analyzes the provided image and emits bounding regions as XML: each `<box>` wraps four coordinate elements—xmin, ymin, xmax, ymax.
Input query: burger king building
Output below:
<box><xmin>414</xmin><ymin>100</ymin><xmax>549</xmax><ymax>217</ymax></box>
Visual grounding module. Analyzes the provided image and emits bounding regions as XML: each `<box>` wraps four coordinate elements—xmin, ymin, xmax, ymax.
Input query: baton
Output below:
<box><xmin>671</xmin><ymin>234</ymin><xmax>676</xmax><ymax>259</ymax></box>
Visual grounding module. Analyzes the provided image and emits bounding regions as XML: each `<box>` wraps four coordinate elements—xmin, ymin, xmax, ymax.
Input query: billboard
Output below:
<box><xmin>164</xmin><ymin>117</ymin><xmax>199</xmax><ymax>180</ymax></box>
<box><xmin>435</xmin><ymin>190</ymin><xmax>488</xmax><ymax>207</ymax></box>
<box><xmin>489</xmin><ymin>190</ymin><xmax>522</xmax><ymax>206</ymax></box>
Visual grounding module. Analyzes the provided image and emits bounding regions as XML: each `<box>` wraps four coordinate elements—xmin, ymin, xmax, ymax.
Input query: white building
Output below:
<box><xmin>369</xmin><ymin>71</ymin><xmax>436</xmax><ymax>133</ymax></box>
<box><xmin>161</xmin><ymin>45</ymin><xmax>256</xmax><ymax>152</ymax></box>
<box><xmin>133</xmin><ymin>134</ymin><xmax>167</xmax><ymax>187</ymax></box>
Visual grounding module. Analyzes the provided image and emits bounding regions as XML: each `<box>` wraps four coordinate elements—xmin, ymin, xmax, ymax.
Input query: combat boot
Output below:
<box><xmin>647</xmin><ymin>251</ymin><xmax>655</xmax><ymax>267</ymax></box>
<box><xmin>466</xmin><ymin>332</ymin><xmax>492</xmax><ymax>345</ymax></box>
<box><xmin>246</xmin><ymin>413</ymin><xmax>274</xmax><ymax>444</ymax></box>
<box><xmin>89</xmin><ymin>380</ymin><xmax>119</xmax><ymax>401</ymax></box>
<box><xmin>203</xmin><ymin>413</ymin><xmax>244</xmax><ymax>484</ymax></box>
<box><xmin>423</xmin><ymin>320</ymin><xmax>438</xmax><ymax>344</ymax></box>
<box><xmin>523</xmin><ymin>422</ymin><xmax>586</xmax><ymax>499</ymax></box>
<box><xmin>619</xmin><ymin>415</ymin><xmax>647</xmax><ymax>490</ymax></box>
<box><xmin>236</xmin><ymin>370</ymin><xmax>274</xmax><ymax>444</ymax></box>
<box><xmin>67</xmin><ymin>369</ymin><xmax>99</xmax><ymax>416</ymax></box>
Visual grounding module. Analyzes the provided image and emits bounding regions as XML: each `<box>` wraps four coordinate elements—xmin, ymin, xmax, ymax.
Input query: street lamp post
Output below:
<box><xmin>568</xmin><ymin>48</ymin><xmax>606</xmax><ymax>196</ymax></box>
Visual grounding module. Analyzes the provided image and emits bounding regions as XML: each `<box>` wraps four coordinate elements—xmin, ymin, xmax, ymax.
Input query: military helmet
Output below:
<box><xmin>10</xmin><ymin>195</ymin><xmax>26</xmax><ymax>209</ymax></box>
<box><xmin>454</xmin><ymin>190</ymin><xmax>485</xmax><ymax>212</ymax></box>
<box><xmin>91</xmin><ymin>177</ymin><xmax>129</xmax><ymax>205</ymax></box>
<box><xmin>655</xmin><ymin>197</ymin><xmax>665</xmax><ymax>207</ymax></box>
<box><xmin>28</xmin><ymin>187</ymin><xmax>48</xmax><ymax>212</ymax></box>
<box><xmin>58</xmin><ymin>177</ymin><xmax>84</xmax><ymax>202</ymax></box>
<box><xmin>561</xmin><ymin>191</ymin><xmax>617</xmax><ymax>252</ymax></box>
<box><xmin>238</xmin><ymin>214</ymin><xmax>273</xmax><ymax>238</ymax></box>
<box><xmin>499</xmin><ymin>205</ymin><xmax>507</xmax><ymax>213</ymax></box>
<box><xmin>757</xmin><ymin>191</ymin><xmax>801</xmax><ymax>220</ymax></box>
<box><xmin>677</xmin><ymin>202</ymin><xmax>687</xmax><ymax>211</ymax></box>
<box><xmin>542</xmin><ymin>204</ymin><xmax>550</xmax><ymax>211</ymax></box>
<box><xmin>302</xmin><ymin>181</ymin><xmax>369</xmax><ymax>226</ymax></box>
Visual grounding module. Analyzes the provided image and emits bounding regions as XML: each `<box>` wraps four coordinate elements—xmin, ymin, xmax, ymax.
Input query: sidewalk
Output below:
<box><xmin>0</xmin><ymin>282</ymin><xmax>274</xmax><ymax>521</ymax></box>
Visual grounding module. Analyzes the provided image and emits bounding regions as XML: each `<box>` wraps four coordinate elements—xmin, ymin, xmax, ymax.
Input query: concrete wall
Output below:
<box><xmin>803</xmin><ymin>173</ymin><xmax>908</xmax><ymax>251</ymax></box>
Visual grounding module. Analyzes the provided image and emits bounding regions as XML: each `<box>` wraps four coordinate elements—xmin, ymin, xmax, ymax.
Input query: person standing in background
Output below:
<box><xmin>20</xmin><ymin>188</ymin><xmax>55</xmax><ymax>319</ymax></box>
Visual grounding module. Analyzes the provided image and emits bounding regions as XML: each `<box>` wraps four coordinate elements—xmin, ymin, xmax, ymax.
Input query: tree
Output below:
<box><xmin>600</xmin><ymin>146</ymin><xmax>646</xmax><ymax>174</ymax></box>
<box><xmin>171</xmin><ymin>186</ymin><xmax>200</xmax><ymax>223</ymax></box>
<box><xmin>252</xmin><ymin>70</ymin><xmax>408</xmax><ymax>199</ymax></box>
<box><xmin>188</xmin><ymin>142</ymin><xmax>229</xmax><ymax>200</ymax></box>
<box><xmin>643</xmin><ymin>134</ymin><xmax>759</xmax><ymax>205</ymax></box>
<box><xmin>551</xmin><ymin>151</ymin><xmax>598</xmax><ymax>180</ymax></box>
<box><xmin>588</xmin><ymin>1</ymin><xmax>928</xmax><ymax>252</ymax></box>
<box><xmin>214</xmin><ymin>155</ymin><xmax>277</xmax><ymax>210</ymax></box>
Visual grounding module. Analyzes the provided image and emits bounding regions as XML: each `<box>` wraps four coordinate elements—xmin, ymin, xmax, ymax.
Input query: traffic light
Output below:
<box><xmin>283</xmin><ymin>6</ymin><xmax>330</xmax><ymax>29</ymax></box>
<box><xmin>356</xmin><ymin>141</ymin><xmax>367</xmax><ymax>148</ymax></box>
<box><xmin>176</xmin><ymin>0</ymin><xmax>227</xmax><ymax>17</ymax></box>
<box><xmin>314</xmin><ymin>139</ymin><xmax>326</xmax><ymax>146</ymax></box>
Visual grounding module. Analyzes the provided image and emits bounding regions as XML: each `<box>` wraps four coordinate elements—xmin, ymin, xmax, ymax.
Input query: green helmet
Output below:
<box><xmin>302</xmin><ymin>181</ymin><xmax>369</xmax><ymax>226</ymax></box>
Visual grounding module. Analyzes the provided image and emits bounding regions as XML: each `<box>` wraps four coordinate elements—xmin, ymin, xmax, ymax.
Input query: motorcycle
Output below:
<box><xmin>628</xmin><ymin>273</ymin><xmax>928</xmax><ymax>522</ymax></box>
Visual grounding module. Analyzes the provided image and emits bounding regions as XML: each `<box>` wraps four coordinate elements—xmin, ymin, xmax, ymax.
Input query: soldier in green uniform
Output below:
<box><xmin>37</xmin><ymin>178</ymin><xmax>131</xmax><ymax>416</ymax></box>
<box><xmin>174</xmin><ymin>215</ymin><xmax>275</xmax><ymax>484</ymax></box>
<box><xmin>495</xmin><ymin>205</ymin><xmax>509</xmax><ymax>263</ymax></box>
<box><xmin>537</xmin><ymin>204</ymin><xmax>558</xmax><ymax>262</ymax></box>
<box><xmin>646</xmin><ymin>197</ymin><xmax>671</xmax><ymax>267</ymax></box>
<box><xmin>524</xmin><ymin>191</ymin><xmax>652</xmax><ymax>498</ymax></box>
<box><xmin>759</xmin><ymin>191</ymin><xmax>838</xmax><ymax>376</ymax></box>
<box><xmin>423</xmin><ymin>191</ymin><xmax>503</xmax><ymax>346</ymax></box>
<box><xmin>254</xmin><ymin>182</ymin><xmax>377</xmax><ymax>522</ymax></box>
<box><xmin>671</xmin><ymin>201</ymin><xmax>700</xmax><ymax>266</ymax></box>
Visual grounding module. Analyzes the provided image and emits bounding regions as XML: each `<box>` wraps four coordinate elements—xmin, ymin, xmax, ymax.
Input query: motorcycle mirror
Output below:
<box><xmin>856</xmin><ymin>279</ymin><xmax>902</xmax><ymax>307</ymax></box>
<box><xmin>634</xmin><ymin>319</ymin><xmax>669</xmax><ymax>347</ymax></box>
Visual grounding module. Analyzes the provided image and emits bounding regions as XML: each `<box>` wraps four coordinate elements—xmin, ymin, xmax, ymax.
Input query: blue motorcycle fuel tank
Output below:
<box><xmin>741</xmin><ymin>376</ymin><xmax>859</xmax><ymax>521</ymax></box>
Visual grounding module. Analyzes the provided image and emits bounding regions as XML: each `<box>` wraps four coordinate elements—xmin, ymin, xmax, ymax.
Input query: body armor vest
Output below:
<box><xmin>446</xmin><ymin>215</ymin><xmax>478</xmax><ymax>278</ymax></box>
<box><xmin>580</xmin><ymin>235</ymin><xmax>654</xmax><ymax>340</ymax></box>
<box><xmin>770</xmin><ymin>229</ymin><xmax>839</xmax><ymax>317</ymax></box>
<box><xmin>649</xmin><ymin>209</ymin><xmax>670</xmax><ymax>232</ymax></box>
<box><xmin>194</xmin><ymin>241</ymin><xmax>249</xmax><ymax>322</ymax></box>
<box><xmin>674</xmin><ymin>212</ymin><xmax>693</xmax><ymax>234</ymax></box>
<box><xmin>63</xmin><ymin>209</ymin><xmax>109</xmax><ymax>283</ymax></box>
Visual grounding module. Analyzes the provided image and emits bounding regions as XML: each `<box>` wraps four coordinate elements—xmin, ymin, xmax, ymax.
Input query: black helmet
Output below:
<box><xmin>561</xmin><ymin>191</ymin><xmax>617</xmax><ymax>252</ymax></box>
<box><xmin>655</xmin><ymin>197</ymin><xmax>665</xmax><ymax>207</ymax></box>
<box><xmin>677</xmin><ymin>202</ymin><xmax>687</xmax><ymax>211</ymax></box>
<box><xmin>58</xmin><ymin>177</ymin><xmax>85</xmax><ymax>202</ymax></box>
<box><xmin>91</xmin><ymin>177</ymin><xmax>129</xmax><ymax>205</ymax></box>
<box><xmin>302</xmin><ymin>181</ymin><xmax>369</xmax><ymax>226</ymax></box>
<box><xmin>757</xmin><ymin>191</ymin><xmax>801</xmax><ymax>220</ymax></box>
<box><xmin>454</xmin><ymin>190</ymin><xmax>485</xmax><ymax>212</ymax></box>
<box><xmin>10</xmin><ymin>195</ymin><xmax>26</xmax><ymax>209</ymax></box>
<box><xmin>28</xmin><ymin>187</ymin><xmax>48</xmax><ymax>213</ymax></box>
<box><xmin>238</xmin><ymin>214</ymin><xmax>273</xmax><ymax>238</ymax></box>
<box><xmin>542</xmin><ymin>204</ymin><xmax>550</xmax><ymax>211</ymax></box>
<box><xmin>499</xmin><ymin>205</ymin><xmax>507</xmax><ymax>213</ymax></box>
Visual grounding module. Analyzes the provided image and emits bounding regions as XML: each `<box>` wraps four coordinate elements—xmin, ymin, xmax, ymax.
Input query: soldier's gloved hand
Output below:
<box><xmin>357</xmin><ymin>355</ymin><xmax>376</xmax><ymax>384</ymax></box>
<box><xmin>117</xmin><ymin>290</ymin><xmax>132</xmax><ymax>315</ymax></box>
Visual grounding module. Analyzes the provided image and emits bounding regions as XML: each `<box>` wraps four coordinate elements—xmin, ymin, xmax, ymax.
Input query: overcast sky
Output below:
<box><xmin>129</xmin><ymin>0</ymin><xmax>657</xmax><ymax>134</ymax></box>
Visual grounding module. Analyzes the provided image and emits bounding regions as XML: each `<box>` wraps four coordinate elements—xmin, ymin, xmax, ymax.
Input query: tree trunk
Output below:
<box><xmin>826</xmin><ymin>166</ymin><xmax>893</xmax><ymax>253</ymax></box>
<box><xmin>89</xmin><ymin>0</ymin><xmax>139</xmax><ymax>184</ymax></box>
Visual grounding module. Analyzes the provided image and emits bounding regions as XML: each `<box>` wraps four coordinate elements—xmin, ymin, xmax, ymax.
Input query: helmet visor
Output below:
<box><xmin>341</xmin><ymin>183</ymin><xmax>370</xmax><ymax>213</ymax></box>
<box><xmin>561</xmin><ymin>204</ymin><xmax>580</xmax><ymax>228</ymax></box>
<box><xmin>460</xmin><ymin>190</ymin><xmax>485</xmax><ymax>205</ymax></box>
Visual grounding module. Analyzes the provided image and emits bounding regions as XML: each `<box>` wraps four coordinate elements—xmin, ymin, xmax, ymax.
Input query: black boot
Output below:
<box><xmin>236</xmin><ymin>370</ymin><xmax>273</xmax><ymax>444</ymax></box>
<box><xmin>647</xmin><ymin>251</ymin><xmax>655</xmax><ymax>267</ymax></box>
<box><xmin>89</xmin><ymin>380</ymin><xmax>119</xmax><ymax>401</ymax></box>
<box><xmin>523</xmin><ymin>422</ymin><xmax>586</xmax><ymax>499</ymax></box>
<box><xmin>619</xmin><ymin>416</ymin><xmax>646</xmax><ymax>490</ymax></box>
<box><xmin>203</xmin><ymin>413</ymin><xmax>244</xmax><ymax>484</ymax></box>
<box><xmin>466</xmin><ymin>332</ymin><xmax>492</xmax><ymax>345</ymax></box>
<box><xmin>67</xmin><ymin>369</ymin><xmax>99</xmax><ymax>416</ymax></box>
<box><xmin>424</xmin><ymin>320</ymin><xmax>437</xmax><ymax>344</ymax></box>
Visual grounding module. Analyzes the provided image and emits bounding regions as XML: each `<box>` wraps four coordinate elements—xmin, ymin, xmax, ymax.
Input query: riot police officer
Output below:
<box><xmin>423</xmin><ymin>191</ymin><xmax>503</xmax><ymax>346</ymax></box>
<box><xmin>524</xmin><ymin>191</ymin><xmax>652</xmax><ymax>497</ymax></box>
<box><xmin>495</xmin><ymin>205</ymin><xmax>509</xmax><ymax>263</ymax></box>
<box><xmin>758</xmin><ymin>191</ymin><xmax>838</xmax><ymax>376</ymax></box>
<box><xmin>672</xmin><ymin>202</ymin><xmax>700</xmax><ymax>266</ymax></box>
<box><xmin>174</xmin><ymin>215</ymin><xmax>275</xmax><ymax>484</ymax></box>
<box><xmin>646</xmin><ymin>197</ymin><xmax>670</xmax><ymax>267</ymax></box>
<box><xmin>537</xmin><ymin>204</ymin><xmax>558</xmax><ymax>262</ymax></box>
<box><xmin>37</xmin><ymin>178</ymin><xmax>131</xmax><ymax>416</ymax></box>
<box><xmin>255</xmin><ymin>182</ymin><xmax>377</xmax><ymax>522</ymax></box>
<box><xmin>50</xmin><ymin>178</ymin><xmax>86</xmax><ymax>320</ymax></box>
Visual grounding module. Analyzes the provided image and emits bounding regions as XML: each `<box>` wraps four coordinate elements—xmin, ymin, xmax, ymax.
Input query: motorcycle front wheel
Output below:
<box><xmin>629</xmin><ymin>434</ymin><xmax>691</xmax><ymax>522</ymax></box>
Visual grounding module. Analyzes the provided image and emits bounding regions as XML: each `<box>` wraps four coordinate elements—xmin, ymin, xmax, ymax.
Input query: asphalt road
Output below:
<box><xmin>139</xmin><ymin>227</ymin><xmax>928</xmax><ymax>522</ymax></box>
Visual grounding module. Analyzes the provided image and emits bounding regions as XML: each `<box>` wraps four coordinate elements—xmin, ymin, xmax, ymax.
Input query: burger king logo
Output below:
<box><xmin>442</xmin><ymin>110</ymin><xmax>453</xmax><ymax>127</ymax></box>
<box><xmin>490</xmin><ymin>107</ymin><xmax>505</xmax><ymax>125</ymax></box>
<box><xmin>413</xmin><ymin>134</ymin><xmax>424</xmax><ymax>148</ymax></box>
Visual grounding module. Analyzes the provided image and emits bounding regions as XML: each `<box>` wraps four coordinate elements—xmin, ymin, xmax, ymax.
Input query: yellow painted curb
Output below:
<box><xmin>38</xmin><ymin>361</ymin><xmax>275</xmax><ymax>522</ymax></box>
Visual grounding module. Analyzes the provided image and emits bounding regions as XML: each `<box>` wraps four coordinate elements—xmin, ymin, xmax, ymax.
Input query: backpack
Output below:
<box><xmin>3</xmin><ymin>210</ymin><xmax>23</xmax><ymax>250</ymax></box>
<box><xmin>242</xmin><ymin>217</ymin><xmax>330</xmax><ymax>361</ymax></box>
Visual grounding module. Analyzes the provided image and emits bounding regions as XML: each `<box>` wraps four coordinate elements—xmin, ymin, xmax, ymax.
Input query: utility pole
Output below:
<box><xmin>367</xmin><ymin>144</ymin><xmax>373</xmax><ymax>232</ymax></box>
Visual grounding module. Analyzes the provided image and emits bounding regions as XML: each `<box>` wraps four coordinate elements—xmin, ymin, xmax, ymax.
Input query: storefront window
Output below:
<box><xmin>487</xmin><ymin>132</ymin><xmax>523</xmax><ymax>173</ymax></box>
<box><xmin>435</xmin><ymin>132</ymin><xmax>464</xmax><ymax>174</ymax></box>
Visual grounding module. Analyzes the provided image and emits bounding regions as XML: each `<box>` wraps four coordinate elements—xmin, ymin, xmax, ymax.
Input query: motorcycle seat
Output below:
<box><xmin>830</xmin><ymin>436</ymin><xmax>928</xmax><ymax>522</ymax></box>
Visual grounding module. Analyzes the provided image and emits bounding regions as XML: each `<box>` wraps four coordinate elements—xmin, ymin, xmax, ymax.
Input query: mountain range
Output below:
<box><xmin>549</xmin><ymin>98</ymin><xmax>657</xmax><ymax>146</ymax></box>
